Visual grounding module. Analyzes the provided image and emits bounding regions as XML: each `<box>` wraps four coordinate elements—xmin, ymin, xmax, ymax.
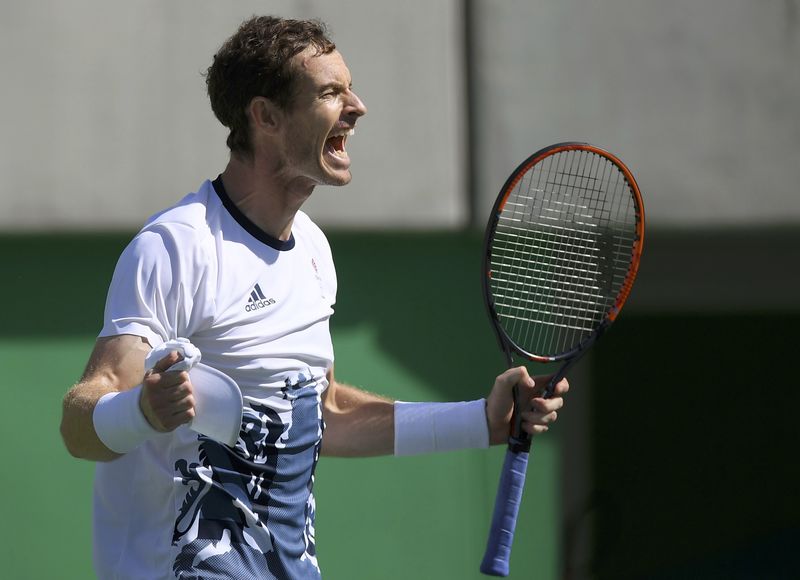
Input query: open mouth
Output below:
<box><xmin>324</xmin><ymin>128</ymin><xmax>354</xmax><ymax>160</ymax></box>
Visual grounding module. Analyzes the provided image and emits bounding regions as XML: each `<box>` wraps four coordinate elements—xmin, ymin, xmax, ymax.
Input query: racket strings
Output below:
<box><xmin>490</xmin><ymin>149</ymin><xmax>638</xmax><ymax>357</ymax></box>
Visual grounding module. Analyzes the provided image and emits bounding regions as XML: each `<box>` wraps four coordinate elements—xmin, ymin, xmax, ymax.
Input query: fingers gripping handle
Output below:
<box><xmin>480</xmin><ymin>448</ymin><xmax>530</xmax><ymax>576</ymax></box>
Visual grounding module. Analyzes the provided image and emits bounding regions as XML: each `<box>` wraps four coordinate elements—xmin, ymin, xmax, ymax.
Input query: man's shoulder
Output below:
<box><xmin>293</xmin><ymin>210</ymin><xmax>327</xmax><ymax>240</ymax></box>
<box><xmin>119</xmin><ymin>180</ymin><xmax>221</xmax><ymax>269</ymax></box>
<box><xmin>140</xmin><ymin>181</ymin><xmax>218</xmax><ymax>242</ymax></box>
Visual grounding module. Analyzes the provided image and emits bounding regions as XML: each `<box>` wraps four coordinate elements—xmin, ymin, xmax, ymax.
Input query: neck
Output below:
<box><xmin>220</xmin><ymin>153</ymin><xmax>315</xmax><ymax>241</ymax></box>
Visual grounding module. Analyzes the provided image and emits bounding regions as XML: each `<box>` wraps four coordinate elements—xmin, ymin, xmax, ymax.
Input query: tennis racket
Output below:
<box><xmin>479</xmin><ymin>142</ymin><xmax>645</xmax><ymax>576</ymax></box>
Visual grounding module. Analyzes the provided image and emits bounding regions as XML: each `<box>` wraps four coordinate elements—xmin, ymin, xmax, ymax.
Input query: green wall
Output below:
<box><xmin>0</xmin><ymin>233</ymin><xmax>559</xmax><ymax>580</ymax></box>
<box><xmin>6</xmin><ymin>231</ymin><xmax>797</xmax><ymax>580</ymax></box>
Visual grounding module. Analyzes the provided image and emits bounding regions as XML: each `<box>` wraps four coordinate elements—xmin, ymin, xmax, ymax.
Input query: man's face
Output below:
<box><xmin>277</xmin><ymin>48</ymin><xmax>367</xmax><ymax>187</ymax></box>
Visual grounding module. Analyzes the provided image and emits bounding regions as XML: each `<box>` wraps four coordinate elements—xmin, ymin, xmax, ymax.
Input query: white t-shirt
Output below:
<box><xmin>94</xmin><ymin>178</ymin><xmax>335</xmax><ymax>579</ymax></box>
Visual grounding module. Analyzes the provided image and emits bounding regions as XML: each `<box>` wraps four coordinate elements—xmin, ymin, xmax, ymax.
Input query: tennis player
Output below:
<box><xmin>59</xmin><ymin>15</ymin><xmax>568</xmax><ymax>579</ymax></box>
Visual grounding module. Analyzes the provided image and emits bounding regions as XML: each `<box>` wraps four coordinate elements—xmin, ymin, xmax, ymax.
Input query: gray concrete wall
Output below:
<box><xmin>0</xmin><ymin>0</ymin><xmax>466</xmax><ymax>230</ymax></box>
<box><xmin>472</xmin><ymin>0</ymin><xmax>800</xmax><ymax>227</ymax></box>
<box><xmin>1</xmin><ymin>0</ymin><xmax>798</xmax><ymax>230</ymax></box>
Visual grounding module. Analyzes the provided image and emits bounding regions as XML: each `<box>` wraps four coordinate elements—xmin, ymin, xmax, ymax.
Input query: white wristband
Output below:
<box><xmin>92</xmin><ymin>337</ymin><xmax>198</xmax><ymax>454</ymax></box>
<box><xmin>394</xmin><ymin>399</ymin><xmax>490</xmax><ymax>456</ymax></box>
<box><xmin>92</xmin><ymin>338</ymin><xmax>243</xmax><ymax>451</ymax></box>
<box><xmin>93</xmin><ymin>385</ymin><xmax>161</xmax><ymax>454</ymax></box>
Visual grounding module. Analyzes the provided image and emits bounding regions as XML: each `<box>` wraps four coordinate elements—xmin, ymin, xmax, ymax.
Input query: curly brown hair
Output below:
<box><xmin>205</xmin><ymin>16</ymin><xmax>336</xmax><ymax>156</ymax></box>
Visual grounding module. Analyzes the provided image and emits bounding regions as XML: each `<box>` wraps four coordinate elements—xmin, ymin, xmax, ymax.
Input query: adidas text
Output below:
<box><xmin>245</xmin><ymin>298</ymin><xmax>276</xmax><ymax>312</ymax></box>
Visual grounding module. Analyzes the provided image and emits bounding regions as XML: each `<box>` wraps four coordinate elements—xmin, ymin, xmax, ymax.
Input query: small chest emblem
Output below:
<box><xmin>245</xmin><ymin>283</ymin><xmax>276</xmax><ymax>312</ymax></box>
<box><xmin>311</xmin><ymin>258</ymin><xmax>326</xmax><ymax>298</ymax></box>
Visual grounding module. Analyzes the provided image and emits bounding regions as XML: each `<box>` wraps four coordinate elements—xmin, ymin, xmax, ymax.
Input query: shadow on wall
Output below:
<box><xmin>589</xmin><ymin>312</ymin><xmax>800</xmax><ymax>580</ymax></box>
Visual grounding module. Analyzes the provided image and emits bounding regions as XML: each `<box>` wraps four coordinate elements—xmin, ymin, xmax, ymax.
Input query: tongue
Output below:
<box><xmin>327</xmin><ymin>135</ymin><xmax>344</xmax><ymax>153</ymax></box>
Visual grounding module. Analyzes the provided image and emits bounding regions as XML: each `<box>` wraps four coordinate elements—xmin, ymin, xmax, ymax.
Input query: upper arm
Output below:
<box><xmin>80</xmin><ymin>334</ymin><xmax>152</xmax><ymax>390</ymax></box>
<box><xmin>60</xmin><ymin>334</ymin><xmax>151</xmax><ymax>460</ymax></box>
<box><xmin>102</xmin><ymin>226</ymin><xmax>215</xmax><ymax>347</ymax></box>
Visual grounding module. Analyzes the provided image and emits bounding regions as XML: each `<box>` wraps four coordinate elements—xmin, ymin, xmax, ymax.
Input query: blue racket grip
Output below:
<box><xmin>480</xmin><ymin>446</ymin><xmax>530</xmax><ymax>576</ymax></box>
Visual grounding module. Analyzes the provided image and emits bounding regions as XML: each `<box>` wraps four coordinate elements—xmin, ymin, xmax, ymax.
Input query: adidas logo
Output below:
<box><xmin>245</xmin><ymin>283</ymin><xmax>276</xmax><ymax>312</ymax></box>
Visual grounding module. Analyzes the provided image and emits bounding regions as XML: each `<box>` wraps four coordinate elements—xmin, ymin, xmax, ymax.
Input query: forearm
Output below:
<box><xmin>319</xmin><ymin>379</ymin><xmax>493</xmax><ymax>458</ymax></box>
<box><xmin>60</xmin><ymin>334</ymin><xmax>150</xmax><ymax>461</ymax></box>
<box><xmin>320</xmin><ymin>380</ymin><xmax>394</xmax><ymax>457</ymax></box>
<box><xmin>60</xmin><ymin>381</ymin><xmax>121</xmax><ymax>462</ymax></box>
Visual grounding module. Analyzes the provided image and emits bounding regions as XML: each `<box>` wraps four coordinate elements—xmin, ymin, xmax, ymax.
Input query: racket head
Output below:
<box><xmin>482</xmin><ymin>142</ymin><xmax>645</xmax><ymax>365</ymax></box>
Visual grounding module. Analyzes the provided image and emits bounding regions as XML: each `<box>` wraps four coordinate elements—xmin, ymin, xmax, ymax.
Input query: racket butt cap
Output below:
<box><xmin>479</xmin><ymin>557</ymin><xmax>510</xmax><ymax>576</ymax></box>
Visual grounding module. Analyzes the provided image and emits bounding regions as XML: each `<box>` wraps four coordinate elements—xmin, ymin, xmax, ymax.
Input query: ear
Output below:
<box><xmin>248</xmin><ymin>96</ymin><xmax>282</xmax><ymax>135</ymax></box>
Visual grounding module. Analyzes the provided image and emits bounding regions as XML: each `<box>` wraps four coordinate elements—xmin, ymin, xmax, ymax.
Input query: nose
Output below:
<box><xmin>346</xmin><ymin>89</ymin><xmax>367</xmax><ymax>119</ymax></box>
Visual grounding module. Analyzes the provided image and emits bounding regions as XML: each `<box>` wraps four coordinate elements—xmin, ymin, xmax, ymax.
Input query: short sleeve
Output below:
<box><xmin>99</xmin><ymin>224</ymin><xmax>215</xmax><ymax>348</ymax></box>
